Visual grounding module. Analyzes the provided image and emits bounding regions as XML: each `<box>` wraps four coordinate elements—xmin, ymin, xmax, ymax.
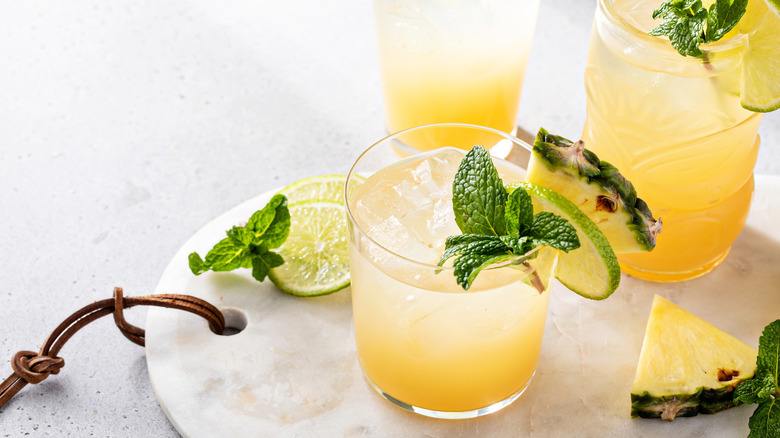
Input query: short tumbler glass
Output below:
<box><xmin>344</xmin><ymin>124</ymin><xmax>556</xmax><ymax>419</ymax></box>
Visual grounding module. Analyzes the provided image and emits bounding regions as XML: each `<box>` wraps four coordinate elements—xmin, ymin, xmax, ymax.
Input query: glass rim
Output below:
<box><xmin>597</xmin><ymin>0</ymin><xmax>748</xmax><ymax>59</ymax></box>
<box><xmin>344</xmin><ymin>123</ymin><xmax>537</xmax><ymax>275</ymax></box>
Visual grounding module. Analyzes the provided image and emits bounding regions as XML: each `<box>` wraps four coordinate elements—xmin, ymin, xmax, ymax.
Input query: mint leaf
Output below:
<box><xmin>530</xmin><ymin>212</ymin><xmax>580</xmax><ymax>252</ymax></box>
<box><xmin>747</xmin><ymin>400</ymin><xmax>780</xmax><ymax>438</ymax></box>
<box><xmin>202</xmin><ymin>237</ymin><xmax>250</xmax><ymax>272</ymax></box>
<box><xmin>500</xmin><ymin>235</ymin><xmax>535</xmax><ymax>256</ymax></box>
<box><xmin>247</xmin><ymin>194</ymin><xmax>290</xmax><ymax>248</ymax></box>
<box><xmin>505</xmin><ymin>186</ymin><xmax>534</xmax><ymax>237</ymax></box>
<box><xmin>227</xmin><ymin>225</ymin><xmax>254</xmax><ymax>247</ymax></box>
<box><xmin>736</xmin><ymin>372</ymin><xmax>778</xmax><ymax>404</ymax></box>
<box><xmin>438</xmin><ymin>234</ymin><xmax>510</xmax><ymax>266</ymax></box>
<box><xmin>188</xmin><ymin>195</ymin><xmax>291</xmax><ymax>283</ymax></box>
<box><xmin>250</xmin><ymin>246</ymin><xmax>285</xmax><ymax>282</ymax></box>
<box><xmin>706</xmin><ymin>0</ymin><xmax>747</xmax><ymax>41</ymax></box>
<box><xmin>735</xmin><ymin>320</ymin><xmax>780</xmax><ymax>438</ymax></box>
<box><xmin>439</xmin><ymin>234</ymin><xmax>539</xmax><ymax>290</ymax></box>
<box><xmin>650</xmin><ymin>0</ymin><xmax>747</xmax><ymax>58</ymax></box>
<box><xmin>650</xmin><ymin>0</ymin><xmax>707</xmax><ymax>57</ymax></box>
<box><xmin>453</xmin><ymin>253</ymin><xmax>518</xmax><ymax>290</ymax></box>
<box><xmin>757</xmin><ymin>320</ymin><xmax>780</xmax><ymax>383</ymax></box>
<box><xmin>188</xmin><ymin>252</ymin><xmax>208</xmax><ymax>275</ymax></box>
<box><xmin>452</xmin><ymin>145</ymin><xmax>507</xmax><ymax>236</ymax></box>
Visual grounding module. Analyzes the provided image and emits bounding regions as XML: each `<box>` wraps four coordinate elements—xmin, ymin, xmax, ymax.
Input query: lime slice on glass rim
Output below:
<box><xmin>277</xmin><ymin>173</ymin><xmax>366</xmax><ymax>204</ymax></box>
<box><xmin>268</xmin><ymin>200</ymin><xmax>351</xmax><ymax>297</ymax></box>
<box><xmin>738</xmin><ymin>0</ymin><xmax>780</xmax><ymax>112</ymax></box>
<box><xmin>507</xmin><ymin>181</ymin><xmax>621</xmax><ymax>300</ymax></box>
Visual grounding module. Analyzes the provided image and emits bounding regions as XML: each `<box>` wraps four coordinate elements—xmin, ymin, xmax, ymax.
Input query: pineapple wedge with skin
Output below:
<box><xmin>631</xmin><ymin>295</ymin><xmax>758</xmax><ymax>421</ymax></box>
<box><xmin>526</xmin><ymin>128</ymin><xmax>661</xmax><ymax>253</ymax></box>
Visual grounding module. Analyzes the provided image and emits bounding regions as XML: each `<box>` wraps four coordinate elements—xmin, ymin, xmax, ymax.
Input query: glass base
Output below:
<box><xmin>619</xmin><ymin>247</ymin><xmax>731</xmax><ymax>283</ymax></box>
<box><xmin>363</xmin><ymin>371</ymin><xmax>535</xmax><ymax>419</ymax></box>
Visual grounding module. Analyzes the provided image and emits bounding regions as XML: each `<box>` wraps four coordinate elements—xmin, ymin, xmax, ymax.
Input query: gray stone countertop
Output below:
<box><xmin>1</xmin><ymin>0</ymin><xmax>778</xmax><ymax>436</ymax></box>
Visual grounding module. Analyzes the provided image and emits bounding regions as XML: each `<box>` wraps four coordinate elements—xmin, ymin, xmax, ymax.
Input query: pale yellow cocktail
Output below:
<box><xmin>373</xmin><ymin>0</ymin><xmax>541</xmax><ymax>152</ymax></box>
<box><xmin>582</xmin><ymin>0</ymin><xmax>763</xmax><ymax>281</ymax></box>
<box><xmin>345</xmin><ymin>125</ymin><xmax>555</xmax><ymax>418</ymax></box>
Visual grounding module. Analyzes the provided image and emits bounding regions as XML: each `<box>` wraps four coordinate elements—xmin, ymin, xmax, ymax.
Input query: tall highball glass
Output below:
<box><xmin>373</xmin><ymin>0</ymin><xmax>541</xmax><ymax>153</ymax></box>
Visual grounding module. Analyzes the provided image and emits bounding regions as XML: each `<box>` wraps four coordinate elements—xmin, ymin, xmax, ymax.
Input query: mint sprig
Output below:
<box><xmin>188</xmin><ymin>194</ymin><xmax>290</xmax><ymax>282</ymax></box>
<box><xmin>650</xmin><ymin>0</ymin><xmax>747</xmax><ymax>58</ymax></box>
<box><xmin>735</xmin><ymin>319</ymin><xmax>780</xmax><ymax>438</ymax></box>
<box><xmin>439</xmin><ymin>146</ymin><xmax>580</xmax><ymax>291</ymax></box>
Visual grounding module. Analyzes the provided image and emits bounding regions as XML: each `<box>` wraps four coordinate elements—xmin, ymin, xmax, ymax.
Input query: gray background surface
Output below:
<box><xmin>1</xmin><ymin>0</ymin><xmax>778</xmax><ymax>436</ymax></box>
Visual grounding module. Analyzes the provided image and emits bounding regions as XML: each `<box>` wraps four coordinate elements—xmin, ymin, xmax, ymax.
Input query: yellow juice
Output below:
<box><xmin>349</xmin><ymin>246</ymin><xmax>551</xmax><ymax>411</ymax></box>
<box><xmin>346</xmin><ymin>146</ymin><xmax>554</xmax><ymax>415</ymax></box>
<box><xmin>582</xmin><ymin>0</ymin><xmax>763</xmax><ymax>281</ymax></box>
<box><xmin>373</xmin><ymin>0</ymin><xmax>540</xmax><ymax>151</ymax></box>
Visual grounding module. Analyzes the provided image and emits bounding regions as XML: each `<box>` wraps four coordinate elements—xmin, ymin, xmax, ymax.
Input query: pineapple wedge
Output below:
<box><xmin>526</xmin><ymin>128</ymin><xmax>661</xmax><ymax>253</ymax></box>
<box><xmin>631</xmin><ymin>295</ymin><xmax>758</xmax><ymax>420</ymax></box>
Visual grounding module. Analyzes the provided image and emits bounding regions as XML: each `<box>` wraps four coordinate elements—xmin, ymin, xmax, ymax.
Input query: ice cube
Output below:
<box><xmin>367</xmin><ymin>214</ymin><xmax>411</xmax><ymax>254</ymax></box>
<box><xmin>352</xmin><ymin>148</ymin><xmax>467</xmax><ymax>264</ymax></box>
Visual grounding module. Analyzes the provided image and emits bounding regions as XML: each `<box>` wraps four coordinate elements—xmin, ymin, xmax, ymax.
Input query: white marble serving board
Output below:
<box><xmin>146</xmin><ymin>175</ymin><xmax>780</xmax><ymax>437</ymax></box>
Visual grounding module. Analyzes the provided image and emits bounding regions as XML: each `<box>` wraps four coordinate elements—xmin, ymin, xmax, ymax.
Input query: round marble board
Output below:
<box><xmin>146</xmin><ymin>175</ymin><xmax>780</xmax><ymax>437</ymax></box>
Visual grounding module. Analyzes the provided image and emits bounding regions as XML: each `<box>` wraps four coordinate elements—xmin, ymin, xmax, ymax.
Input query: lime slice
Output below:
<box><xmin>508</xmin><ymin>181</ymin><xmax>621</xmax><ymax>300</ymax></box>
<box><xmin>268</xmin><ymin>201</ymin><xmax>350</xmax><ymax>296</ymax></box>
<box><xmin>739</xmin><ymin>0</ymin><xmax>780</xmax><ymax>112</ymax></box>
<box><xmin>277</xmin><ymin>174</ymin><xmax>365</xmax><ymax>204</ymax></box>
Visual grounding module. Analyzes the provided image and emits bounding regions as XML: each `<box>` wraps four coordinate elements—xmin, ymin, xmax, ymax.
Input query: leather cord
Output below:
<box><xmin>0</xmin><ymin>287</ymin><xmax>225</xmax><ymax>410</ymax></box>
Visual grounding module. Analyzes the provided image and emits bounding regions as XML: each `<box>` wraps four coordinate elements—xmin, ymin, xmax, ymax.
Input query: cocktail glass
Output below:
<box><xmin>373</xmin><ymin>0</ymin><xmax>541</xmax><ymax>153</ymax></box>
<box><xmin>582</xmin><ymin>0</ymin><xmax>763</xmax><ymax>282</ymax></box>
<box><xmin>344</xmin><ymin>124</ymin><xmax>556</xmax><ymax>418</ymax></box>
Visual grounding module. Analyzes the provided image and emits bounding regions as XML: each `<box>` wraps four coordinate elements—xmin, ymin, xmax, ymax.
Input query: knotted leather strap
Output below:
<box><xmin>0</xmin><ymin>287</ymin><xmax>225</xmax><ymax>409</ymax></box>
